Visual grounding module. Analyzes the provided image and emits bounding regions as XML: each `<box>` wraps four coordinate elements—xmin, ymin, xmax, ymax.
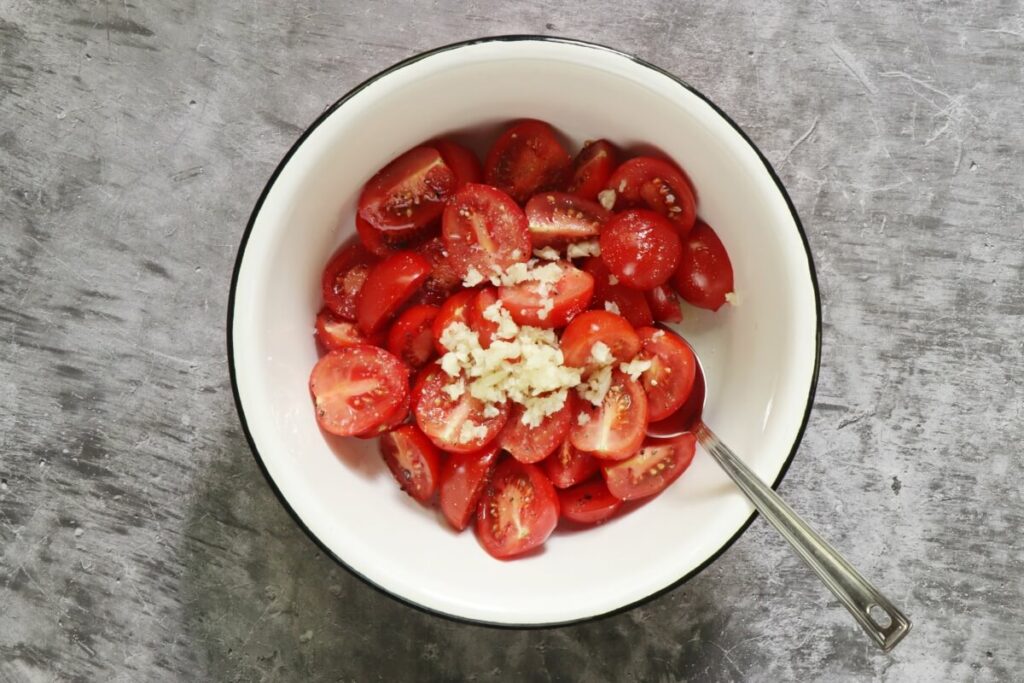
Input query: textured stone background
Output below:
<box><xmin>2</xmin><ymin>1</ymin><xmax>1022</xmax><ymax>681</ymax></box>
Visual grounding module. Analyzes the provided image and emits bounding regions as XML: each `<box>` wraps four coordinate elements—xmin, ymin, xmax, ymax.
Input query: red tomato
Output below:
<box><xmin>308</xmin><ymin>345</ymin><xmax>410</xmax><ymax>437</ymax></box>
<box><xmin>672</xmin><ymin>221</ymin><xmax>735</xmax><ymax>311</ymax></box>
<box><xmin>498</xmin><ymin>260</ymin><xmax>594</xmax><ymax>329</ymax></box>
<box><xmin>432</xmin><ymin>289</ymin><xmax>476</xmax><ymax>354</ymax></box>
<box><xmin>355</xmin><ymin>251</ymin><xmax>431</xmax><ymax>334</ymax></box>
<box><xmin>379</xmin><ymin>425</ymin><xmax>442</xmax><ymax>503</ymax></box>
<box><xmin>321</xmin><ymin>239</ymin><xmax>377</xmax><ymax>321</ymax></box>
<box><xmin>468</xmin><ymin>287</ymin><xmax>501</xmax><ymax>348</ymax></box>
<box><xmin>413</xmin><ymin>237</ymin><xmax>462</xmax><ymax>306</ymax></box>
<box><xmin>558</xmin><ymin>478</ymin><xmax>622</xmax><ymax>524</ymax></box>
<box><xmin>581</xmin><ymin>257</ymin><xmax>655</xmax><ymax>329</ymax></box>
<box><xmin>430</xmin><ymin>139</ymin><xmax>483</xmax><ymax>189</ymax></box>
<box><xmin>315</xmin><ymin>308</ymin><xmax>370</xmax><ymax>352</ymax></box>
<box><xmin>497</xmin><ymin>395</ymin><xmax>574</xmax><ymax>464</ymax></box>
<box><xmin>524</xmin><ymin>192</ymin><xmax>609</xmax><ymax>248</ymax></box>
<box><xmin>412</xmin><ymin>365</ymin><xmax>509</xmax><ymax>453</ymax></box>
<box><xmin>602</xmin><ymin>433</ymin><xmax>696</xmax><ymax>500</ymax></box>
<box><xmin>442</xmin><ymin>183</ymin><xmax>531</xmax><ymax>280</ymax></box>
<box><xmin>637</xmin><ymin>327</ymin><xmax>697</xmax><ymax>422</ymax></box>
<box><xmin>357</xmin><ymin>146</ymin><xmax>456</xmax><ymax>232</ymax></box>
<box><xmin>475</xmin><ymin>458</ymin><xmax>560</xmax><ymax>559</ymax></box>
<box><xmin>439</xmin><ymin>444</ymin><xmax>500</xmax><ymax>531</ymax></box>
<box><xmin>570</xmin><ymin>370</ymin><xmax>648</xmax><ymax>459</ymax></box>
<box><xmin>386</xmin><ymin>305</ymin><xmax>439</xmax><ymax>369</ymax></box>
<box><xmin>560</xmin><ymin>310</ymin><xmax>642</xmax><ymax>369</ymax></box>
<box><xmin>542</xmin><ymin>440</ymin><xmax>600</xmax><ymax>489</ymax></box>
<box><xmin>599</xmin><ymin>209</ymin><xmax>682</xmax><ymax>289</ymax></box>
<box><xmin>606</xmin><ymin>157</ymin><xmax>697</xmax><ymax>235</ymax></box>
<box><xmin>356</xmin><ymin>215</ymin><xmax>434</xmax><ymax>257</ymax></box>
<box><xmin>354</xmin><ymin>390</ymin><xmax>410</xmax><ymax>438</ymax></box>
<box><xmin>567</xmin><ymin>139</ymin><xmax>617</xmax><ymax>201</ymax></box>
<box><xmin>484</xmin><ymin>119</ymin><xmax>571</xmax><ymax>203</ymax></box>
<box><xmin>645</xmin><ymin>284</ymin><xmax>683</xmax><ymax>323</ymax></box>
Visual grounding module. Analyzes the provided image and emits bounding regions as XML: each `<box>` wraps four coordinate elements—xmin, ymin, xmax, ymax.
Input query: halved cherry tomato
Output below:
<box><xmin>606</xmin><ymin>157</ymin><xmax>697</xmax><ymax>235</ymax></box>
<box><xmin>542</xmin><ymin>440</ymin><xmax>600</xmax><ymax>489</ymax></box>
<box><xmin>560</xmin><ymin>310</ymin><xmax>641</xmax><ymax>368</ymax></box>
<box><xmin>498</xmin><ymin>260</ymin><xmax>594</xmax><ymax>329</ymax></box>
<box><xmin>645</xmin><ymin>284</ymin><xmax>683</xmax><ymax>323</ymax></box>
<box><xmin>321</xmin><ymin>239</ymin><xmax>377</xmax><ymax>321</ymax></box>
<box><xmin>599</xmin><ymin>209</ymin><xmax>682</xmax><ymax>289</ymax></box>
<box><xmin>570</xmin><ymin>370</ymin><xmax>648</xmax><ymax>459</ymax></box>
<box><xmin>430</xmin><ymin>139</ymin><xmax>483</xmax><ymax>189</ymax></box>
<box><xmin>413</xmin><ymin>237</ymin><xmax>462</xmax><ymax>306</ymax></box>
<box><xmin>432</xmin><ymin>289</ymin><xmax>477</xmax><ymax>354</ymax></box>
<box><xmin>386</xmin><ymin>305</ymin><xmax>439</xmax><ymax>369</ymax></box>
<box><xmin>442</xmin><ymin>183</ymin><xmax>530</xmax><ymax>280</ymax></box>
<box><xmin>412</xmin><ymin>365</ymin><xmax>509</xmax><ymax>453</ymax></box>
<box><xmin>356</xmin><ymin>251</ymin><xmax>431</xmax><ymax>334</ymax></box>
<box><xmin>469</xmin><ymin>287</ymin><xmax>501</xmax><ymax>348</ymax></box>
<box><xmin>484</xmin><ymin>120</ymin><xmax>571</xmax><ymax>203</ymax></box>
<box><xmin>558</xmin><ymin>478</ymin><xmax>622</xmax><ymax>524</ymax></box>
<box><xmin>581</xmin><ymin>257</ymin><xmax>655</xmax><ymax>329</ymax></box>
<box><xmin>439</xmin><ymin>444</ymin><xmax>500</xmax><ymax>531</ymax></box>
<box><xmin>567</xmin><ymin>140</ymin><xmax>617</xmax><ymax>201</ymax></box>
<box><xmin>354</xmin><ymin>390</ymin><xmax>410</xmax><ymax>438</ymax></box>
<box><xmin>637</xmin><ymin>327</ymin><xmax>697</xmax><ymax>422</ymax></box>
<box><xmin>524</xmin><ymin>192</ymin><xmax>609</xmax><ymax>248</ymax></box>
<box><xmin>309</xmin><ymin>345</ymin><xmax>410</xmax><ymax>437</ymax></box>
<box><xmin>475</xmin><ymin>458</ymin><xmax>560</xmax><ymax>559</ymax></box>
<box><xmin>356</xmin><ymin>215</ymin><xmax>434</xmax><ymax>257</ymax></box>
<box><xmin>357</xmin><ymin>146</ymin><xmax>456</xmax><ymax>232</ymax></box>
<box><xmin>315</xmin><ymin>308</ymin><xmax>371</xmax><ymax>352</ymax></box>
<box><xmin>602</xmin><ymin>433</ymin><xmax>696</xmax><ymax>500</ymax></box>
<box><xmin>497</xmin><ymin>394</ymin><xmax>574</xmax><ymax>464</ymax></box>
<box><xmin>672</xmin><ymin>221</ymin><xmax>735</xmax><ymax>311</ymax></box>
<box><xmin>379</xmin><ymin>425</ymin><xmax>442</xmax><ymax>504</ymax></box>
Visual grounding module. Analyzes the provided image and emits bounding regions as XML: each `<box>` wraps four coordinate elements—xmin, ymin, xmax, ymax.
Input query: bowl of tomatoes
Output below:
<box><xmin>229</xmin><ymin>36</ymin><xmax>820</xmax><ymax>625</ymax></box>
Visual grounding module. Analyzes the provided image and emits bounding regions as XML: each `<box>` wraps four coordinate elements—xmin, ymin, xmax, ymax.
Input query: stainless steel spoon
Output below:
<box><xmin>649</xmin><ymin>348</ymin><xmax>912</xmax><ymax>651</ymax></box>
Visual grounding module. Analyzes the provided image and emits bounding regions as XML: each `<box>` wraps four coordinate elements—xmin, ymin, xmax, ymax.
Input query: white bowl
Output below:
<box><xmin>229</xmin><ymin>36</ymin><xmax>820</xmax><ymax>626</ymax></box>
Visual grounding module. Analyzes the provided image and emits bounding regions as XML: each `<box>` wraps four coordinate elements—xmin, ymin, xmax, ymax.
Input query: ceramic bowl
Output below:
<box><xmin>228</xmin><ymin>36</ymin><xmax>820</xmax><ymax>625</ymax></box>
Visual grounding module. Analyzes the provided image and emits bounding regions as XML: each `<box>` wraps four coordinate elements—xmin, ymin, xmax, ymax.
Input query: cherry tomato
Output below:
<box><xmin>439</xmin><ymin>444</ymin><xmax>500</xmax><ymax>531</ymax></box>
<box><xmin>475</xmin><ymin>458</ymin><xmax>560</xmax><ymax>559</ymax></box>
<box><xmin>442</xmin><ymin>183</ymin><xmax>530</xmax><ymax>280</ymax></box>
<box><xmin>413</xmin><ymin>237</ymin><xmax>462</xmax><ymax>306</ymax></box>
<box><xmin>599</xmin><ymin>209</ymin><xmax>682</xmax><ymax>289</ymax></box>
<box><xmin>386</xmin><ymin>305</ymin><xmax>439</xmax><ymax>369</ymax></box>
<box><xmin>355</xmin><ymin>251</ymin><xmax>431</xmax><ymax>335</ymax></box>
<box><xmin>524</xmin><ymin>192</ymin><xmax>609</xmax><ymax>248</ymax></box>
<box><xmin>558</xmin><ymin>478</ymin><xmax>622</xmax><ymax>524</ymax></box>
<box><xmin>430</xmin><ymin>139</ymin><xmax>483</xmax><ymax>189</ymax></box>
<box><xmin>379</xmin><ymin>425</ymin><xmax>442</xmax><ymax>504</ymax></box>
<box><xmin>321</xmin><ymin>239</ymin><xmax>377</xmax><ymax>321</ymax></box>
<box><xmin>672</xmin><ymin>221</ymin><xmax>735</xmax><ymax>311</ymax></box>
<box><xmin>468</xmin><ymin>287</ymin><xmax>501</xmax><ymax>348</ymax></box>
<box><xmin>606</xmin><ymin>157</ymin><xmax>697</xmax><ymax>235</ymax></box>
<box><xmin>315</xmin><ymin>308</ymin><xmax>371</xmax><ymax>352</ymax></box>
<box><xmin>570</xmin><ymin>370</ymin><xmax>648</xmax><ymax>460</ymax></box>
<box><xmin>581</xmin><ymin>257</ymin><xmax>654</xmax><ymax>329</ymax></box>
<box><xmin>354</xmin><ymin>390</ymin><xmax>410</xmax><ymax>439</ymax></box>
<box><xmin>357</xmin><ymin>146</ymin><xmax>456</xmax><ymax>232</ymax></box>
<box><xmin>567</xmin><ymin>139</ymin><xmax>617</xmax><ymax>201</ymax></box>
<box><xmin>637</xmin><ymin>327</ymin><xmax>698</xmax><ymax>422</ymax></box>
<box><xmin>497</xmin><ymin>395</ymin><xmax>574</xmax><ymax>464</ymax></box>
<box><xmin>498</xmin><ymin>260</ymin><xmax>594</xmax><ymax>329</ymax></box>
<box><xmin>356</xmin><ymin>214</ymin><xmax>434</xmax><ymax>257</ymax></box>
<box><xmin>308</xmin><ymin>345</ymin><xmax>410</xmax><ymax>437</ymax></box>
<box><xmin>542</xmin><ymin>440</ymin><xmax>600</xmax><ymax>489</ymax></box>
<box><xmin>645</xmin><ymin>284</ymin><xmax>683</xmax><ymax>323</ymax></box>
<box><xmin>412</xmin><ymin>365</ymin><xmax>509</xmax><ymax>453</ymax></box>
<box><xmin>432</xmin><ymin>290</ymin><xmax>477</xmax><ymax>354</ymax></box>
<box><xmin>602</xmin><ymin>433</ymin><xmax>696</xmax><ymax>501</ymax></box>
<box><xmin>560</xmin><ymin>310</ymin><xmax>642</xmax><ymax>369</ymax></box>
<box><xmin>484</xmin><ymin>119</ymin><xmax>571</xmax><ymax>203</ymax></box>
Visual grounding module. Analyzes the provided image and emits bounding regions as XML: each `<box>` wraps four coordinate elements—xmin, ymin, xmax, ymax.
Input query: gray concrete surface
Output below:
<box><xmin>2</xmin><ymin>1</ymin><xmax>1022</xmax><ymax>681</ymax></box>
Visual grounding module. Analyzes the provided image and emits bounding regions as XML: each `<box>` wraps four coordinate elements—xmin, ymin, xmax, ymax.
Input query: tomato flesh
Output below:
<box><xmin>354</xmin><ymin>390</ymin><xmax>410</xmax><ymax>438</ymax></box>
<box><xmin>412</xmin><ymin>365</ymin><xmax>509</xmax><ymax>453</ymax></box>
<box><xmin>498</xmin><ymin>260</ymin><xmax>594</xmax><ymax>329</ymax></box>
<box><xmin>606</xmin><ymin>156</ymin><xmax>697</xmax><ymax>235</ymax></box>
<box><xmin>379</xmin><ymin>425</ymin><xmax>442</xmax><ymax>503</ymax></box>
<box><xmin>672</xmin><ymin>221</ymin><xmax>735</xmax><ymax>311</ymax></box>
<box><xmin>321</xmin><ymin>239</ymin><xmax>377</xmax><ymax>321</ymax></box>
<box><xmin>599</xmin><ymin>209</ymin><xmax>682</xmax><ymax>289</ymax></box>
<box><xmin>542</xmin><ymin>440</ymin><xmax>600</xmax><ymax>489</ymax></box>
<box><xmin>356</xmin><ymin>251</ymin><xmax>432</xmax><ymax>334</ymax></box>
<box><xmin>439</xmin><ymin>444</ymin><xmax>500</xmax><ymax>531</ymax></box>
<box><xmin>469</xmin><ymin>287</ymin><xmax>501</xmax><ymax>348</ymax></box>
<box><xmin>309</xmin><ymin>345</ymin><xmax>410</xmax><ymax>437</ymax></box>
<box><xmin>475</xmin><ymin>458</ymin><xmax>560</xmax><ymax>559</ymax></box>
<box><xmin>386</xmin><ymin>304</ymin><xmax>439</xmax><ymax>369</ymax></box>
<box><xmin>356</xmin><ymin>214</ymin><xmax>434</xmax><ymax>257</ymax></box>
<box><xmin>567</xmin><ymin>139</ymin><xmax>617</xmax><ymax>201</ymax></box>
<box><xmin>484</xmin><ymin>119</ymin><xmax>571</xmax><ymax>203</ymax></box>
<box><xmin>442</xmin><ymin>183</ymin><xmax>530</xmax><ymax>280</ymax></box>
<box><xmin>413</xmin><ymin>236</ymin><xmax>462</xmax><ymax>306</ymax></box>
<box><xmin>560</xmin><ymin>310</ymin><xmax>642</xmax><ymax>369</ymax></box>
<box><xmin>646</xmin><ymin>284</ymin><xmax>683</xmax><ymax>323</ymax></box>
<box><xmin>497</xmin><ymin>395</ymin><xmax>574</xmax><ymax>464</ymax></box>
<box><xmin>581</xmin><ymin>257</ymin><xmax>654</xmax><ymax>329</ymax></box>
<box><xmin>571</xmin><ymin>370</ymin><xmax>648</xmax><ymax>459</ymax></box>
<box><xmin>524</xmin><ymin>192</ymin><xmax>609</xmax><ymax>248</ymax></box>
<box><xmin>558</xmin><ymin>478</ymin><xmax>622</xmax><ymax>524</ymax></box>
<box><xmin>430</xmin><ymin>139</ymin><xmax>483</xmax><ymax>189</ymax></box>
<box><xmin>602</xmin><ymin>433</ymin><xmax>696</xmax><ymax>500</ymax></box>
<box><xmin>358</xmin><ymin>146</ymin><xmax>456</xmax><ymax>232</ymax></box>
<box><xmin>432</xmin><ymin>289</ymin><xmax>477</xmax><ymax>355</ymax></box>
<box><xmin>315</xmin><ymin>308</ymin><xmax>370</xmax><ymax>352</ymax></box>
<box><xmin>637</xmin><ymin>326</ymin><xmax>697</xmax><ymax>422</ymax></box>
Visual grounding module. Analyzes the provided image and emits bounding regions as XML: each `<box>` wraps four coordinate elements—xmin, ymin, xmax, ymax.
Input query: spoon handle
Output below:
<box><xmin>695</xmin><ymin>423</ymin><xmax>911</xmax><ymax>651</ymax></box>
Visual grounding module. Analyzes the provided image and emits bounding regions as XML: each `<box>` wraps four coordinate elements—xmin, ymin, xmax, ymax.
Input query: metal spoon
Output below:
<box><xmin>648</xmin><ymin>347</ymin><xmax>912</xmax><ymax>651</ymax></box>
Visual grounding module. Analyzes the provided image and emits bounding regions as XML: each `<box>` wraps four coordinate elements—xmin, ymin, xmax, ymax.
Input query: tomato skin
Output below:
<box><xmin>498</xmin><ymin>260</ymin><xmax>594</xmax><ymax>329</ymax></box>
<box><xmin>599</xmin><ymin>209</ymin><xmax>682</xmax><ymax>290</ymax></box>
<box><xmin>602</xmin><ymin>433</ymin><xmax>696</xmax><ymax>501</ymax></box>
<box><xmin>567</xmin><ymin>139</ymin><xmax>617</xmax><ymax>201</ymax></box>
<box><xmin>439</xmin><ymin>444</ymin><xmax>500</xmax><ymax>531</ymax></box>
<box><xmin>570</xmin><ymin>370</ymin><xmax>649</xmax><ymax>460</ymax></box>
<box><xmin>432</xmin><ymin>290</ymin><xmax>477</xmax><ymax>354</ymax></box>
<box><xmin>475</xmin><ymin>458</ymin><xmax>560</xmax><ymax>559</ymax></box>
<box><xmin>442</xmin><ymin>183</ymin><xmax>531</xmax><ymax>280</ymax></box>
<box><xmin>558</xmin><ymin>478</ymin><xmax>622</xmax><ymax>524</ymax></box>
<box><xmin>524</xmin><ymin>192</ymin><xmax>609</xmax><ymax>248</ymax></box>
<box><xmin>672</xmin><ymin>221</ymin><xmax>735</xmax><ymax>312</ymax></box>
<box><xmin>645</xmin><ymin>284</ymin><xmax>683</xmax><ymax>323</ymax></box>
<box><xmin>430</xmin><ymin>139</ymin><xmax>483</xmax><ymax>189</ymax></box>
<box><xmin>468</xmin><ymin>287</ymin><xmax>501</xmax><ymax>348</ymax></box>
<box><xmin>484</xmin><ymin>119</ymin><xmax>571</xmax><ymax>203</ymax></box>
<box><xmin>308</xmin><ymin>345</ymin><xmax>410</xmax><ymax>437</ymax></box>
<box><xmin>315</xmin><ymin>308</ymin><xmax>371</xmax><ymax>352</ymax></box>
<box><xmin>560</xmin><ymin>310</ymin><xmax>642</xmax><ymax>369</ymax></box>
<box><xmin>605</xmin><ymin>156</ymin><xmax>697</xmax><ymax>235</ymax></box>
<box><xmin>542</xmin><ymin>440</ymin><xmax>600</xmax><ymax>489</ymax></box>
<box><xmin>356</xmin><ymin>215</ymin><xmax>434</xmax><ymax>257</ymax></box>
<box><xmin>358</xmin><ymin>146</ymin><xmax>457</xmax><ymax>232</ymax></box>
<box><xmin>386</xmin><ymin>305</ymin><xmax>440</xmax><ymax>369</ymax></box>
<box><xmin>379</xmin><ymin>425</ymin><xmax>442</xmax><ymax>504</ymax></box>
<box><xmin>497</xmin><ymin>394</ymin><xmax>574</xmax><ymax>464</ymax></box>
<box><xmin>637</xmin><ymin>326</ymin><xmax>697</xmax><ymax>422</ymax></box>
<box><xmin>355</xmin><ymin>251</ymin><xmax>432</xmax><ymax>335</ymax></box>
<box><xmin>321</xmin><ymin>239</ymin><xmax>377</xmax><ymax>321</ymax></box>
<box><xmin>581</xmin><ymin>257</ymin><xmax>655</xmax><ymax>329</ymax></box>
<box><xmin>411</xmin><ymin>365</ymin><xmax>509</xmax><ymax>453</ymax></box>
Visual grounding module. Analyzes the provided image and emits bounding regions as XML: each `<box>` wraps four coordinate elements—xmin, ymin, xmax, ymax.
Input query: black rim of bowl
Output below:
<box><xmin>226</xmin><ymin>34</ymin><xmax>823</xmax><ymax>629</ymax></box>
